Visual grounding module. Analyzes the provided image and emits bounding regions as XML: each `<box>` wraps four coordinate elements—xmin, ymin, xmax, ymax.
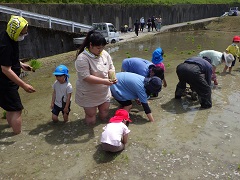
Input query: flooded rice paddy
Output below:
<box><xmin>1</xmin><ymin>30</ymin><xmax>240</xmax><ymax>179</ymax></box>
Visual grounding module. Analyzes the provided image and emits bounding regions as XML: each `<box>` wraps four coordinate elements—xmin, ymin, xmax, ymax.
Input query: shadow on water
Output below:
<box><xmin>0</xmin><ymin>124</ymin><xmax>15</xmax><ymax>145</ymax></box>
<box><xmin>161</xmin><ymin>97</ymin><xmax>211</xmax><ymax>142</ymax></box>
<box><xmin>161</xmin><ymin>97</ymin><xmax>200</xmax><ymax>114</ymax></box>
<box><xmin>28</xmin><ymin>119</ymin><xmax>96</xmax><ymax>144</ymax></box>
<box><xmin>93</xmin><ymin>144</ymin><xmax>125</xmax><ymax>164</ymax></box>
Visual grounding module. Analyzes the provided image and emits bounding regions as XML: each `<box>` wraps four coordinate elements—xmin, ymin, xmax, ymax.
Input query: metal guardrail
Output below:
<box><xmin>0</xmin><ymin>5</ymin><xmax>92</xmax><ymax>32</ymax></box>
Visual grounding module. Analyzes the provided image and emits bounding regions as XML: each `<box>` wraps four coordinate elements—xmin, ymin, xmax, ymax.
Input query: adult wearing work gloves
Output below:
<box><xmin>0</xmin><ymin>16</ymin><xmax>36</xmax><ymax>134</ymax></box>
<box><xmin>175</xmin><ymin>57</ymin><xmax>212</xmax><ymax>109</ymax></box>
<box><xmin>110</xmin><ymin>72</ymin><xmax>162</xmax><ymax>122</ymax></box>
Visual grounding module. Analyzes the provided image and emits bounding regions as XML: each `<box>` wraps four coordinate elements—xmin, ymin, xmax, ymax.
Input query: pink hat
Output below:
<box><xmin>109</xmin><ymin>109</ymin><xmax>132</xmax><ymax>123</ymax></box>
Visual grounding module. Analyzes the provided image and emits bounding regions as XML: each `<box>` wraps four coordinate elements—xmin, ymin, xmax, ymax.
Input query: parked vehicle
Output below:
<box><xmin>93</xmin><ymin>23</ymin><xmax>120</xmax><ymax>43</ymax></box>
<box><xmin>73</xmin><ymin>22</ymin><xmax>120</xmax><ymax>46</ymax></box>
<box><xmin>228</xmin><ymin>7</ymin><xmax>238</xmax><ymax>16</ymax></box>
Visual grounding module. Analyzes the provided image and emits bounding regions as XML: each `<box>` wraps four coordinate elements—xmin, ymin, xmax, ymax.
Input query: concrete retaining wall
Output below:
<box><xmin>0</xmin><ymin>21</ymin><xmax>81</xmax><ymax>59</ymax></box>
<box><xmin>0</xmin><ymin>4</ymin><xmax>236</xmax><ymax>30</ymax></box>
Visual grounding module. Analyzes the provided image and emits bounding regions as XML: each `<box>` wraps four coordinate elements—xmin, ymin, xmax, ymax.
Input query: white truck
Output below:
<box><xmin>73</xmin><ymin>22</ymin><xmax>120</xmax><ymax>45</ymax></box>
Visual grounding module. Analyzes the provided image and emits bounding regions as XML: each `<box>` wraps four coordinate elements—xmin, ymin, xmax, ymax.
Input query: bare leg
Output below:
<box><xmin>6</xmin><ymin>111</ymin><xmax>22</xmax><ymax>134</ymax></box>
<box><xmin>63</xmin><ymin>113</ymin><xmax>69</xmax><ymax>123</ymax></box>
<box><xmin>52</xmin><ymin>114</ymin><xmax>59</xmax><ymax>123</ymax></box>
<box><xmin>222</xmin><ymin>65</ymin><xmax>228</xmax><ymax>73</ymax></box>
<box><xmin>98</xmin><ymin>102</ymin><xmax>110</xmax><ymax>122</ymax></box>
<box><xmin>84</xmin><ymin>107</ymin><xmax>97</xmax><ymax>125</ymax></box>
<box><xmin>228</xmin><ymin>67</ymin><xmax>232</xmax><ymax>73</ymax></box>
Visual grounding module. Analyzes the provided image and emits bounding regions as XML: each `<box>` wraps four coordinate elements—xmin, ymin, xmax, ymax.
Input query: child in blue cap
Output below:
<box><xmin>152</xmin><ymin>47</ymin><xmax>167</xmax><ymax>87</ymax></box>
<box><xmin>51</xmin><ymin>64</ymin><xmax>73</xmax><ymax>123</ymax></box>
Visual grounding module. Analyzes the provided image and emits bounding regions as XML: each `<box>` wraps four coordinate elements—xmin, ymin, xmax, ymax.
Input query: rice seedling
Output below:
<box><xmin>2</xmin><ymin>110</ymin><xmax>6</xmax><ymax>119</ymax></box>
<box><xmin>29</xmin><ymin>59</ymin><xmax>42</xmax><ymax>72</ymax></box>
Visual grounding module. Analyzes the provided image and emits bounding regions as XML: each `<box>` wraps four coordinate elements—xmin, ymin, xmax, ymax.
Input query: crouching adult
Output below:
<box><xmin>121</xmin><ymin>57</ymin><xmax>167</xmax><ymax>87</ymax></box>
<box><xmin>110</xmin><ymin>72</ymin><xmax>162</xmax><ymax>122</ymax></box>
<box><xmin>175</xmin><ymin>57</ymin><xmax>212</xmax><ymax>108</ymax></box>
<box><xmin>198</xmin><ymin>50</ymin><xmax>234</xmax><ymax>85</ymax></box>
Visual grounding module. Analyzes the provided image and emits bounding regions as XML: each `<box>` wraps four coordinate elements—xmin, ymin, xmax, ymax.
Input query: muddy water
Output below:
<box><xmin>1</xmin><ymin>30</ymin><xmax>240</xmax><ymax>179</ymax></box>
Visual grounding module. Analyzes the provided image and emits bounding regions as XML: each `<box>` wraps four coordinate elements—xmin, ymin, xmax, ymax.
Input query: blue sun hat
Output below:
<box><xmin>152</xmin><ymin>47</ymin><xmax>164</xmax><ymax>64</ymax></box>
<box><xmin>53</xmin><ymin>64</ymin><xmax>70</xmax><ymax>81</ymax></box>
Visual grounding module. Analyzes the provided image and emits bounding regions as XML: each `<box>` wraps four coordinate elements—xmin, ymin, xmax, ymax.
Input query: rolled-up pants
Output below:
<box><xmin>175</xmin><ymin>63</ymin><xmax>212</xmax><ymax>108</ymax></box>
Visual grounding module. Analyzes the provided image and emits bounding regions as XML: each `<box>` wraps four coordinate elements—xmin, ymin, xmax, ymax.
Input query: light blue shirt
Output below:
<box><xmin>121</xmin><ymin>57</ymin><xmax>153</xmax><ymax>77</ymax></box>
<box><xmin>110</xmin><ymin>72</ymin><xmax>148</xmax><ymax>103</ymax></box>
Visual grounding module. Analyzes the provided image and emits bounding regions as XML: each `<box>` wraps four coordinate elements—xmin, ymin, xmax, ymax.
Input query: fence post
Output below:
<box><xmin>72</xmin><ymin>23</ymin><xmax>74</xmax><ymax>32</ymax></box>
<box><xmin>49</xmin><ymin>17</ymin><xmax>52</xmax><ymax>29</ymax></box>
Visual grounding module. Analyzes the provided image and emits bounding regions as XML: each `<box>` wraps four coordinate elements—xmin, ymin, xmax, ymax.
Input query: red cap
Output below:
<box><xmin>109</xmin><ymin>109</ymin><xmax>132</xmax><ymax>123</ymax></box>
<box><xmin>233</xmin><ymin>36</ymin><xmax>240</xmax><ymax>42</ymax></box>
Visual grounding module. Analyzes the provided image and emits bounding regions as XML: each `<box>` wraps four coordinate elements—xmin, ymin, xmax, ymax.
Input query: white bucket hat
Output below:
<box><xmin>223</xmin><ymin>52</ymin><xmax>234</xmax><ymax>67</ymax></box>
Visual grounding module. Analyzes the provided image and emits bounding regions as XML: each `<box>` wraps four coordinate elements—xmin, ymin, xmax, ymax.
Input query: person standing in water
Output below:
<box><xmin>0</xmin><ymin>15</ymin><xmax>36</xmax><ymax>134</ymax></box>
<box><xmin>75</xmin><ymin>30</ymin><xmax>117</xmax><ymax>125</ymax></box>
<box><xmin>223</xmin><ymin>35</ymin><xmax>240</xmax><ymax>73</ymax></box>
<box><xmin>51</xmin><ymin>65</ymin><xmax>72</xmax><ymax>123</ymax></box>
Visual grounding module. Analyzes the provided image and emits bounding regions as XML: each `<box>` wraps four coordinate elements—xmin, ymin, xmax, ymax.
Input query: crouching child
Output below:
<box><xmin>101</xmin><ymin>109</ymin><xmax>132</xmax><ymax>152</ymax></box>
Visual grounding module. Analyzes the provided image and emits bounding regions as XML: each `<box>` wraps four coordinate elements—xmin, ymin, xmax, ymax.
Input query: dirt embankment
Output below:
<box><xmin>205</xmin><ymin>16</ymin><xmax>240</xmax><ymax>32</ymax></box>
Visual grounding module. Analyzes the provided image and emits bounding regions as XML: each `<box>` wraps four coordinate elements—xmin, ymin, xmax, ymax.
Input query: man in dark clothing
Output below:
<box><xmin>175</xmin><ymin>57</ymin><xmax>213</xmax><ymax>108</ymax></box>
<box><xmin>147</xmin><ymin>18</ymin><xmax>151</xmax><ymax>32</ymax></box>
<box><xmin>133</xmin><ymin>19</ymin><xmax>140</xmax><ymax>36</ymax></box>
<box><xmin>151</xmin><ymin>16</ymin><xmax>157</xmax><ymax>31</ymax></box>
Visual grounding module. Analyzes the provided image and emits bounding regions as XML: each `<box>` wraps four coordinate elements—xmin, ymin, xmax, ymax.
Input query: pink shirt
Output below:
<box><xmin>155</xmin><ymin>62</ymin><xmax>165</xmax><ymax>71</ymax></box>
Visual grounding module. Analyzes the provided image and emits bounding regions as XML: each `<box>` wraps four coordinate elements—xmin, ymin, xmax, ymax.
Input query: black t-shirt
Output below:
<box><xmin>134</xmin><ymin>22</ymin><xmax>140</xmax><ymax>30</ymax></box>
<box><xmin>0</xmin><ymin>31</ymin><xmax>20</xmax><ymax>84</ymax></box>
